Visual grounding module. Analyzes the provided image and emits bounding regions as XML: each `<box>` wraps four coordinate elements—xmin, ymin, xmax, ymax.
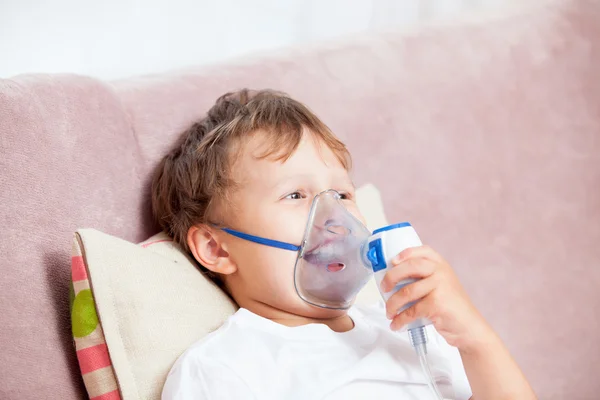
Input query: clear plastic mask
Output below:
<box><xmin>294</xmin><ymin>190</ymin><xmax>372</xmax><ymax>309</ymax></box>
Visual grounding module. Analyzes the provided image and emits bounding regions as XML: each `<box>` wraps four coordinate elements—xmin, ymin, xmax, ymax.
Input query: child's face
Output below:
<box><xmin>222</xmin><ymin>130</ymin><xmax>365</xmax><ymax>317</ymax></box>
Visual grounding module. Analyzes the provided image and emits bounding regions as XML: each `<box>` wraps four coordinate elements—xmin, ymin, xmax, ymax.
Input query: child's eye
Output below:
<box><xmin>338</xmin><ymin>192</ymin><xmax>352</xmax><ymax>200</ymax></box>
<box><xmin>285</xmin><ymin>191</ymin><xmax>305</xmax><ymax>200</ymax></box>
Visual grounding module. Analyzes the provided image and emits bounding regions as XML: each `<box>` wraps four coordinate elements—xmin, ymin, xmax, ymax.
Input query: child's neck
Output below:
<box><xmin>239</xmin><ymin>299</ymin><xmax>355</xmax><ymax>333</ymax></box>
<box><xmin>271</xmin><ymin>313</ymin><xmax>355</xmax><ymax>333</ymax></box>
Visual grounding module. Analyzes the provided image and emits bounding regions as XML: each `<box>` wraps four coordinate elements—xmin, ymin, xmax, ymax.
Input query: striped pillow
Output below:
<box><xmin>69</xmin><ymin>229</ymin><xmax>238</xmax><ymax>400</ymax></box>
<box><xmin>70</xmin><ymin>237</ymin><xmax>121</xmax><ymax>400</ymax></box>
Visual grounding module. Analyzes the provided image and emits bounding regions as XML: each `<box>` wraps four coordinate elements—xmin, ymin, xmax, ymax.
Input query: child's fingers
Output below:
<box><xmin>390</xmin><ymin>245</ymin><xmax>443</xmax><ymax>266</ymax></box>
<box><xmin>390</xmin><ymin>296</ymin><xmax>433</xmax><ymax>331</ymax></box>
<box><xmin>380</xmin><ymin>258</ymin><xmax>436</xmax><ymax>293</ymax></box>
<box><xmin>385</xmin><ymin>277</ymin><xmax>436</xmax><ymax>319</ymax></box>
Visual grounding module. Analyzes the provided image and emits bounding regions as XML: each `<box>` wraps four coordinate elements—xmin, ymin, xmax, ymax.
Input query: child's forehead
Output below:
<box><xmin>232</xmin><ymin>130</ymin><xmax>350</xmax><ymax>186</ymax></box>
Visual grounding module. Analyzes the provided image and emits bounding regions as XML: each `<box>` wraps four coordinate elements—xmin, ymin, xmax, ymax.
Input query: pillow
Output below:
<box><xmin>70</xmin><ymin>183</ymin><xmax>389</xmax><ymax>400</ymax></box>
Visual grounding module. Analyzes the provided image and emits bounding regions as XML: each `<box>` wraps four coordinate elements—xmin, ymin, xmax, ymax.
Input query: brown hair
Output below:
<box><xmin>151</xmin><ymin>89</ymin><xmax>350</xmax><ymax>285</ymax></box>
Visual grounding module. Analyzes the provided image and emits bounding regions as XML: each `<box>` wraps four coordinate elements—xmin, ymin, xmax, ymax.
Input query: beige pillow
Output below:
<box><xmin>71</xmin><ymin>184</ymin><xmax>389</xmax><ymax>400</ymax></box>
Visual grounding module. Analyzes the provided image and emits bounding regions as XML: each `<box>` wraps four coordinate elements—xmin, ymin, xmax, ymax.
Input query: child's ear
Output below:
<box><xmin>187</xmin><ymin>225</ymin><xmax>237</xmax><ymax>275</ymax></box>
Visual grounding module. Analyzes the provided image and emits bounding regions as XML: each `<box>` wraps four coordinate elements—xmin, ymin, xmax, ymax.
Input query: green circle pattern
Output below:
<box><xmin>72</xmin><ymin>289</ymin><xmax>99</xmax><ymax>338</ymax></box>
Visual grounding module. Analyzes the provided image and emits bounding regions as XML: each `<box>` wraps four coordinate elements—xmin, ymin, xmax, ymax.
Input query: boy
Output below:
<box><xmin>153</xmin><ymin>89</ymin><xmax>536</xmax><ymax>399</ymax></box>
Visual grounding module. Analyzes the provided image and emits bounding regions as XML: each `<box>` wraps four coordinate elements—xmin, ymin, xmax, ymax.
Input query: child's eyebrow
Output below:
<box><xmin>334</xmin><ymin>177</ymin><xmax>356</xmax><ymax>192</ymax></box>
<box><xmin>269</xmin><ymin>174</ymin><xmax>312</xmax><ymax>191</ymax></box>
<box><xmin>270</xmin><ymin>174</ymin><xmax>356</xmax><ymax>191</ymax></box>
<box><xmin>341</xmin><ymin>177</ymin><xmax>357</xmax><ymax>190</ymax></box>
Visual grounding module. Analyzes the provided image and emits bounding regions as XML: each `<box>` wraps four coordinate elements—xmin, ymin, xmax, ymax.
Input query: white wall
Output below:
<box><xmin>1</xmin><ymin>0</ymin><xmax>516</xmax><ymax>80</ymax></box>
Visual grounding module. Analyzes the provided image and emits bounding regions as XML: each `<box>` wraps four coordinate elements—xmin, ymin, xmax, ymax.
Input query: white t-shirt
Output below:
<box><xmin>163</xmin><ymin>303</ymin><xmax>472</xmax><ymax>400</ymax></box>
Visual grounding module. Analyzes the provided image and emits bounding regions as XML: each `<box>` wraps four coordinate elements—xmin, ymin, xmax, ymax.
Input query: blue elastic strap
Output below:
<box><xmin>222</xmin><ymin>228</ymin><xmax>300</xmax><ymax>252</ymax></box>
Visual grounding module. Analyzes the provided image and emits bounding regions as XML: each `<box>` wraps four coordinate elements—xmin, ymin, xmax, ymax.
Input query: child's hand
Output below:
<box><xmin>381</xmin><ymin>245</ymin><xmax>493</xmax><ymax>352</ymax></box>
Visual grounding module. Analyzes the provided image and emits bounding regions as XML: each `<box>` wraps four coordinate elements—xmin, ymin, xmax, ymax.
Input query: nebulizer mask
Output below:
<box><xmin>222</xmin><ymin>190</ymin><xmax>444</xmax><ymax>399</ymax></box>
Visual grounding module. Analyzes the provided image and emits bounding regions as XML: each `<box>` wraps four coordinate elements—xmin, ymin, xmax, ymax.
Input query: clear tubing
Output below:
<box><xmin>409</xmin><ymin>327</ymin><xmax>444</xmax><ymax>400</ymax></box>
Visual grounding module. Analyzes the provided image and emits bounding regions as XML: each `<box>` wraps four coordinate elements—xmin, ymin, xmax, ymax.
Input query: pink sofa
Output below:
<box><xmin>1</xmin><ymin>1</ymin><xmax>599</xmax><ymax>398</ymax></box>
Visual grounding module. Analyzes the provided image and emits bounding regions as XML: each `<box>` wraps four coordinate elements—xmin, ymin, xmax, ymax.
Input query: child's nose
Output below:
<box><xmin>324</xmin><ymin>218</ymin><xmax>351</xmax><ymax>236</ymax></box>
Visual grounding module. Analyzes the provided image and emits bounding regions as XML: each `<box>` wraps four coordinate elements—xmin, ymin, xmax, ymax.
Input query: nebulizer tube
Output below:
<box><xmin>409</xmin><ymin>326</ymin><xmax>444</xmax><ymax>400</ymax></box>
